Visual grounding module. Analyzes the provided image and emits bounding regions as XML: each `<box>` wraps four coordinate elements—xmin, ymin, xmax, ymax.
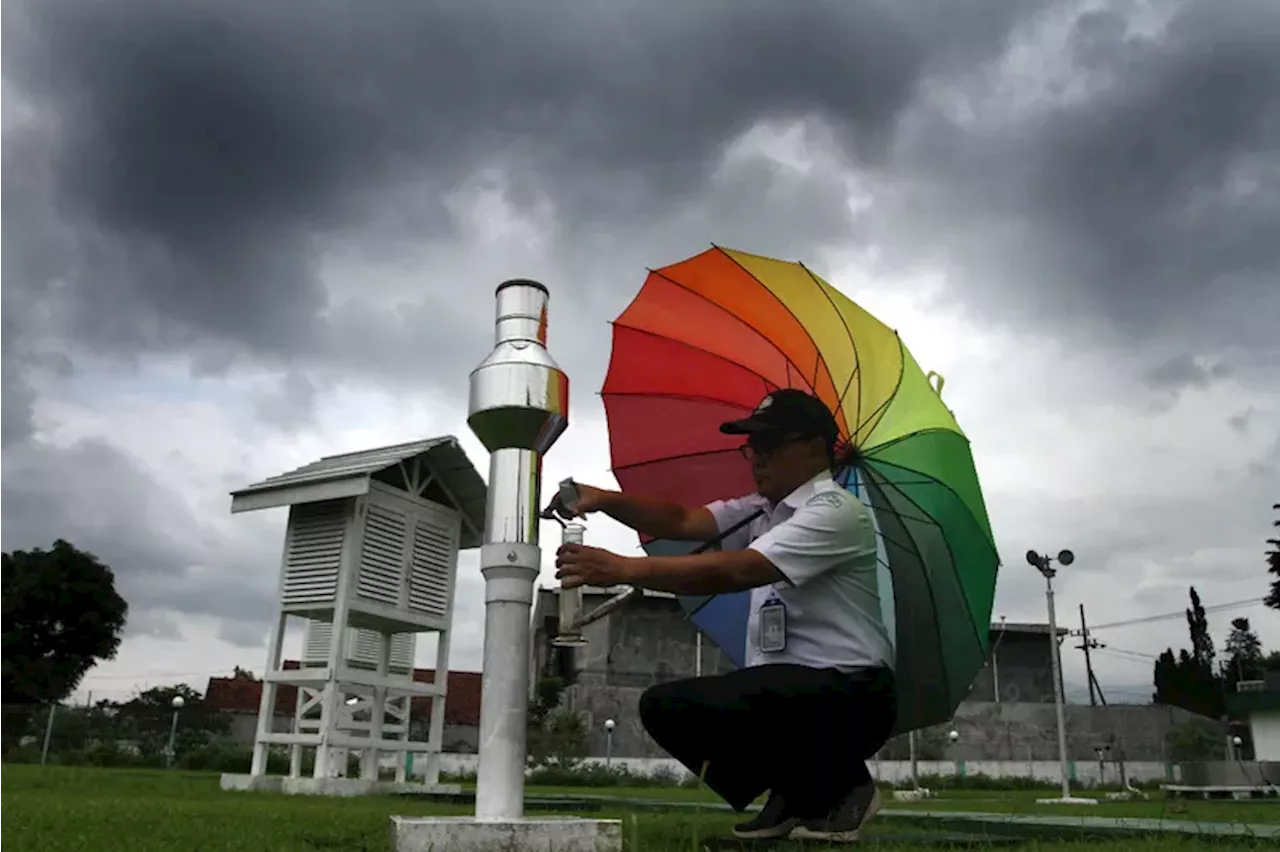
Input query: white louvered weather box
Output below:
<box><xmin>229</xmin><ymin>437</ymin><xmax>486</xmax><ymax>785</ymax></box>
<box><xmin>273</xmin><ymin>487</ymin><xmax>462</xmax><ymax>630</ymax></box>
<box><xmin>302</xmin><ymin>620</ymin><xmax>416</xmax><ymax>673</ymax></box>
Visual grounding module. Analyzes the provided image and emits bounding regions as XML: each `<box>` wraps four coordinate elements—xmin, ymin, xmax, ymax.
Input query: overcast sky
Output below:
<box><xmin>4</xmin><ymin>0</ymin><xmax>1278</xmax><ymax>708</ymax></box>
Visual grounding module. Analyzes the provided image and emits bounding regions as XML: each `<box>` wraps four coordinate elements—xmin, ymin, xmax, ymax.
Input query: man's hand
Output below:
<box><xmin>555</xmin><ymin>543</ymin><xmax>633</xmax><ymax>589</ymax></box>
<box><xmin>542</xmin><ymin>482</ymin><xmax>613</xmax><ymax>522</ymax></box>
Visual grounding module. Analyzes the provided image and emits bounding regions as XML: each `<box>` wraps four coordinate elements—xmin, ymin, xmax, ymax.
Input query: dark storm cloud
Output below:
<box><xmin>4</xmin><ymin>0</ymin><xmax>982</xmax><ymax>365</ymax></box>
<box><xmin>875</xmin><ymin>0</ymin><xmax>1280</xmax><ymax>362</ymax></box>
<box><xmin>5</xmin><ymin>0</ymin><xmax>1279</xmax><ymax>657</ymax></box>
<box><xmin>1142</xmin><ymin>353</ymin><xmax>1231</xmax><ymax>392</ymax></box>
<box><xmin>0</xmin><ymin>439</ymin><xmax>281</xmax><ymax>645</ymax></box>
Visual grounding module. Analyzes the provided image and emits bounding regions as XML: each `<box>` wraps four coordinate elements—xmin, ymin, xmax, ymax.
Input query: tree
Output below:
<box><xmin>1186</xmin><ymin>587</ymin><xmax>1215</xmax><ymax>672</ymax></box>
<box><xmin>1165</xmin><ymin>717</ymin><xmax>1225</xmax><ymax>762</ymax></box>
<box><xmin>1221</xmin><ymin>617</ymin><xmax>1265</xmax><ymax>690</ymax></box>
<box><xmin>2</xmin><ymin>540</ymin><xmax>129</xmax><ymax>704</ymax></box>
<box><xmin>115</xmin><ymin>684</ymin><xmax>230</xmax><ymax>759</ymax></box>
<box><xmin>1266</xmin><ymin>503</ymin><xmax>1280</xmax><ymax>610</ymax></box>
<box><xmin>1152</xmin><ymin>587</ymin><xmax>1224</xmax><ymax>719</ymax></box>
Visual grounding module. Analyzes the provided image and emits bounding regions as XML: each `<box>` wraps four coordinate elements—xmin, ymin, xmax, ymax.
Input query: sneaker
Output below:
<box><xmin>731</xmin><ymin>790</ymin><xmax>800</xmax><ymax>840</ymax></box>
<box><xmin>790</xmin><ymin>781</ymin><xmax>882</xmax><ymax>842</ymax></box>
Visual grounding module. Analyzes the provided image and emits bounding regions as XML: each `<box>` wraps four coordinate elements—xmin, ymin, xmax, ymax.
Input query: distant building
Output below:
<box><xmin>966</xmin><ymin>621</ymin><xmax>1068</xmax><ymax>704</ymax></box>
<box><xmin>204</xmin><ymin>662</ymin><xmax>482</xmax><ymax>753</ymax></box>
<box><xmin>1225</xmin><ymin>670</ymin><xmax>1280</xmax><ymax>761</ymax></box>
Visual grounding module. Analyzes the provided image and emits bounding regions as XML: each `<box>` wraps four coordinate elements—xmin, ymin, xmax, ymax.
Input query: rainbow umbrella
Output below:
<box><xmin>601</xmin><ymin>246</ymin><xmax>1000</xmax><ymax>734</ymax></box>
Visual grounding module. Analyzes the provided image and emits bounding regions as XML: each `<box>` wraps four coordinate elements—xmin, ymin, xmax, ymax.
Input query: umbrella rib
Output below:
<box><xmin>644</xmin><ymin>265</ymin><xmax>820</xmax><ymax>400</ymax></box>
<box><xmin>861</xmin><ymin>456</ymin><xmax>998</xmax><ymax>553</ymax></box>
<box><xmin>798</xmin><ymin>261</ymin><xmax>863</xmax><ymax>441</ymax></box>
<box><xmin>711</xmin><ymin>245</ymin><xmax>839</xmax><ymax>418</ymax></box>
<box><xmin>607</xmin><ymin>445</ymin><xmax>745</xmax><ymax>476</ymax></box>
<box><xmin>864</xmin><ymin>465</ymin><xmax>989</xmax><ymax>665</ymax></box>
<box><xmin>854</xmin><ymin>332</ymin><xmax>907</xmax><ymax>442</ymax></box>
<box><xmin>863</xmin><ymin>472</ymin><xmax>949</xmax><ymax>718</ymax></box>
<box><xmin>861</xmin><ymin>427</ymin><xmax>965</xmax><ymax>458</ymax></box>
<box><xmin>608</xmin><ymin>321</ymin><xmax>791</xmax><ymax>397</ymax></box>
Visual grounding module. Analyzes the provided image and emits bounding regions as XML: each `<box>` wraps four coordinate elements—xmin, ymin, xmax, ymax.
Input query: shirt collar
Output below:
<box><xmin>780</xmin><ymin>469</ymin><xmax>837</xmax><ymax>510</ymax></box>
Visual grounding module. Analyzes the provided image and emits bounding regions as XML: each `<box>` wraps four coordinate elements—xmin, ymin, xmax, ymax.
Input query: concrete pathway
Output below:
<box><xmin>526</xmin><ymin>793</ymin><xmax>1280</xmax><ymax>839</ymax></box>
<box><xmin>878</xmin><ymin>808</ymin><xmax>1280</xmax><ymax>839</ymax></box>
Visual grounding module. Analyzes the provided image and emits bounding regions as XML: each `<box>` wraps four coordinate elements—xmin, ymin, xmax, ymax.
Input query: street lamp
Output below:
<box><xmin>166</xmin><ymin>695</ymin><xmax>185</xmax><ymax>769</ymax></box>
<box><xmin>1026</xmin><ymin>549</ymin><xmax>1096</xmax><ymax>805</ymax></box>
<box><xmin>604</xmin><ymin>718</ymin><xmax>616</xmax><ymax>770</ymax></box>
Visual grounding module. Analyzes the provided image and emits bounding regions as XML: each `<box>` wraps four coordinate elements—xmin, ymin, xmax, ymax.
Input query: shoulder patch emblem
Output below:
<box><xmin>805</xmin><ymin>491</ymin><xmax>847</xmax><ymax>510</ymax></box>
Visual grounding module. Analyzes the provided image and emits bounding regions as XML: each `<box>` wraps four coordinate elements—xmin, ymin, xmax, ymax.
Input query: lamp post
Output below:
<box><xmin>166</xmin><ymin>696</ymin><xmax>185</xmax><ymax>769</ymax></box>
<box><xmin>604</xmin><ymin>718</ymin><xmax>615</xmax><ymax>770</ymax></box>
<box><xmin>1026</xmin><ymin>549</ymin><xmax>1096</xmax><ymax>805</ymax></box>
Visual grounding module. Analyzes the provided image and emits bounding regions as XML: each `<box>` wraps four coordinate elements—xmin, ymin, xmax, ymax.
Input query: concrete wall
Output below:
<box><xmin>558</xmin><ymin>689</ymin><xmax>1223</xmax><ymax>763</ymax></box>
<box><xmin>422</xmin><ymin>752</ymin><xmax>1178</xmax><ymax>786</ymax></box>
<box><xmin>937</xmin><ymin>702</ymin><xmax>1221</xmax><ymax>762</ymax></box>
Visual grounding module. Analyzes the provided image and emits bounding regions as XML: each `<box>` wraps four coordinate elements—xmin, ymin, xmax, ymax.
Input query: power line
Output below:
<box><xmin>1092</xmin><ymin>647</ymin><xmax>1157</xmax><ymax>665</ymax></box>
<box><xmin>79</xmin><ymin>668</ymin><xmax>237</xmax><ymax>682</ymax></box>
<box><xmin>1084</xmin><ymin>597</ymin><xmax>1266</xmax><ymax>631</ymax></box>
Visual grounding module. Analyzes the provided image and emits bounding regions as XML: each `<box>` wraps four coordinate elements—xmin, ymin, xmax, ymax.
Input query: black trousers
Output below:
<box><xmin>638</xmin><ymin>663</ymin><xmax>896</xmax><ymax>818</ymax></box>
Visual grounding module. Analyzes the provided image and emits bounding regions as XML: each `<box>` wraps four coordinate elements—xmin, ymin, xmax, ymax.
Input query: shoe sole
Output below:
<box><xmin>790</xmin><ymin>789</ymin><xmax>882</xmax><ymax>842</ymax></box>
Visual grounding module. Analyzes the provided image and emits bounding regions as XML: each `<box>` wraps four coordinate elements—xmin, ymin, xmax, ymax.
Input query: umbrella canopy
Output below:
<box><xmin>601</xmin><ymin>245</ymin><xmax>1000</xmax><ymax>734</ymax></box>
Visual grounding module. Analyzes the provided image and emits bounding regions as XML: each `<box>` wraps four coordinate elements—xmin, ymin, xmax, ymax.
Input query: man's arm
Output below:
<box><xmin>595</xmin><ymin>490</ymin><xmax>719</xmax><ymax>541</ymax></box>
<box><xmin>619</xmin><ymin>549</ymin><xmax>786</xmax><ymax>596</ymax></box>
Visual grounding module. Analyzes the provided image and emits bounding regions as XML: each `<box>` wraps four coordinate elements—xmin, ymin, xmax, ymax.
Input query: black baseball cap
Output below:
<box><xmin>719</xmin><ymin>389</ymin><xmax>839</xmax><ymax>445</ymax></box>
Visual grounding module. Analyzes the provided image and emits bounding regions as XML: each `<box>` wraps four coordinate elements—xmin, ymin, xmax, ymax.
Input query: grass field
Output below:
<box><xmin>3</xmin><ymin>765</ymin><xmax>1277</xmax><ymax>851</ymax></box>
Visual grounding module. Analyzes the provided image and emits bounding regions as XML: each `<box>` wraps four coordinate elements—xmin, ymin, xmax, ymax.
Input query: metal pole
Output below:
<box><xmin>40</xmin><ymin>703</ymin><xmax>57</xmax><ymax>765</ymax></box>
<box><xmin>695</xmin><ymin>630</ymin><xmax>702</xmax><ymax>678</ymax></box>
<box><xmin>167</xmin><ymin>709</ymin><xmax>180</xmax><ymax>768</ymax></box>
<box><xmin>991</xmin><ymin>644</ymin><xmax>1001</xmax><ymax>703</ymax></box>
<box><xmin>908</xmin><ymin>729</ymin><xmax>919</xmax><ymax>789</ymax></box>
<box><xmin>1044</xmin><ymin>570</ymin><xmax>1071</xmax><ymax>800</ymax></box>
<box><xmin>1079</xmin><ymin>604</ymin><xmax>1097</xmax><ymax>707</ymax></box>
<box><xmin>469</xmin><ymin>279</ymin><xmax>569</xmax><ymax>822</ymax></box>
<box><xmin>606</xmin><ymin>730</ymin><xmax>613</xmax><ymax>769</ymax></box>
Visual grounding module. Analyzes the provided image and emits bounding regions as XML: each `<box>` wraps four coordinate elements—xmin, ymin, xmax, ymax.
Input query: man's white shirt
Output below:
<box><xmin>705</xmin><ymin>471</ymin><xmax>895</xmax><ymax>673</ymax></box>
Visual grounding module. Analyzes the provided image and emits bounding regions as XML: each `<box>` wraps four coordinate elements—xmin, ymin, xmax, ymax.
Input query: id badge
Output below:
<box><xmin>759</xmin><ymin>599</ymin><xmax>787</xmax><ymax>653</ymax></box>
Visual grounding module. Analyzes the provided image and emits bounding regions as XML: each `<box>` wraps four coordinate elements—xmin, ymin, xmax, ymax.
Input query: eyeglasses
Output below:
<box><xmin>738</xmin><ymin>434</ymin><xmax>806</xmax><ymax>463</ymax></box>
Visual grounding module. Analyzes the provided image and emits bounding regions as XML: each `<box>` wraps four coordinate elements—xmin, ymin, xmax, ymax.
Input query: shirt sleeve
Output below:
<box><xmin>748</xmin><ymin>490</ymin><xmax>876</xmax><ymax>587</ymax></box>
<box><xmin>703</xmin><ymin>494</ymin><xmax>766</xmax><ymax>552</ymax></box>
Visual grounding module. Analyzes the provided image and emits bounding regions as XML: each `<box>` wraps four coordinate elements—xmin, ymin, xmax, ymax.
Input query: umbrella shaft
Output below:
<box><xmin>565</xmin><ymin>509</ymin><xmax>765</xmax><ymax>631</ymax></box>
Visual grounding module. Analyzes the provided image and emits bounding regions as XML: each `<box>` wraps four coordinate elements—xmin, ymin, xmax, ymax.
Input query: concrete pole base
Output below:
<box><xmin>391</xmin><ymin>815</ymin><xmax>622</xmax><ymax>852</ymax></box>
<box><xmin>1034</xmin><ymin>796</ymin><xmax>1100</xmax><ymax>805</ymax></box>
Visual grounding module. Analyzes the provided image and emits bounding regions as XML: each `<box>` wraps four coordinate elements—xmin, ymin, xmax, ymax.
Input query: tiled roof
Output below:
<box><xmin>204</xmin><ymin>663</ymin><xmax>483</xmax><ymax>727</ymax></box>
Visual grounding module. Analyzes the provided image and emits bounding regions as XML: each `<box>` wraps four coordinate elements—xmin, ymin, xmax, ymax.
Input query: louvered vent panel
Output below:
<box><xmin>346</xmin><ymin>630</ymin><xmax>417</xmax><ymax>673</ymax></box>
<box><xmin>389</xmin><ymin>633</ymin><xmax>415</xmax><ymax>673</ymax></box>
<box><xmin>408</xmin><ymin>516</ymin><xmax>456</xmax><ymax>616</ymax></box>
<box><xmin>281</xmin><ymin>502</ymin><xmax>347</xmax><ymax>605</ymax></box>
<box><xmin>357</xmin><ymin>502</ymin><xmax>407</xmax><ymax>605</ymax></box>
<box><xmin>349</xmin><ymin>630</ymin><xmax>383</xmax><ymax>669</ymax></box>
<box><xmin>302</xmin><ymin>620</ymin><xmax>335</xmax><ymax>665</ymax></box>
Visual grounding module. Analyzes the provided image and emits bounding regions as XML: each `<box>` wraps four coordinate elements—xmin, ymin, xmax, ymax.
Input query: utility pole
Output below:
<box><xmin>1078</xmin><ymin>604</ymin><xmax>1098</xmax><ymax>707</ymax></box>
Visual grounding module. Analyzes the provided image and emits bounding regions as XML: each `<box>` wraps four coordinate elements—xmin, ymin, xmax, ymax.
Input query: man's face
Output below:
<box><xmin>739</xmin><ymin>430</ymin><xmax>814</xmax><ymax>499</ymax></box>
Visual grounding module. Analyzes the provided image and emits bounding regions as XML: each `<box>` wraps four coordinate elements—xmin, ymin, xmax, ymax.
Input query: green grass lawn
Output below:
<box><xmin>3</xmin><ymin>765</ymin><xmax>1276</xmax><ymax>852</ymax></box>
